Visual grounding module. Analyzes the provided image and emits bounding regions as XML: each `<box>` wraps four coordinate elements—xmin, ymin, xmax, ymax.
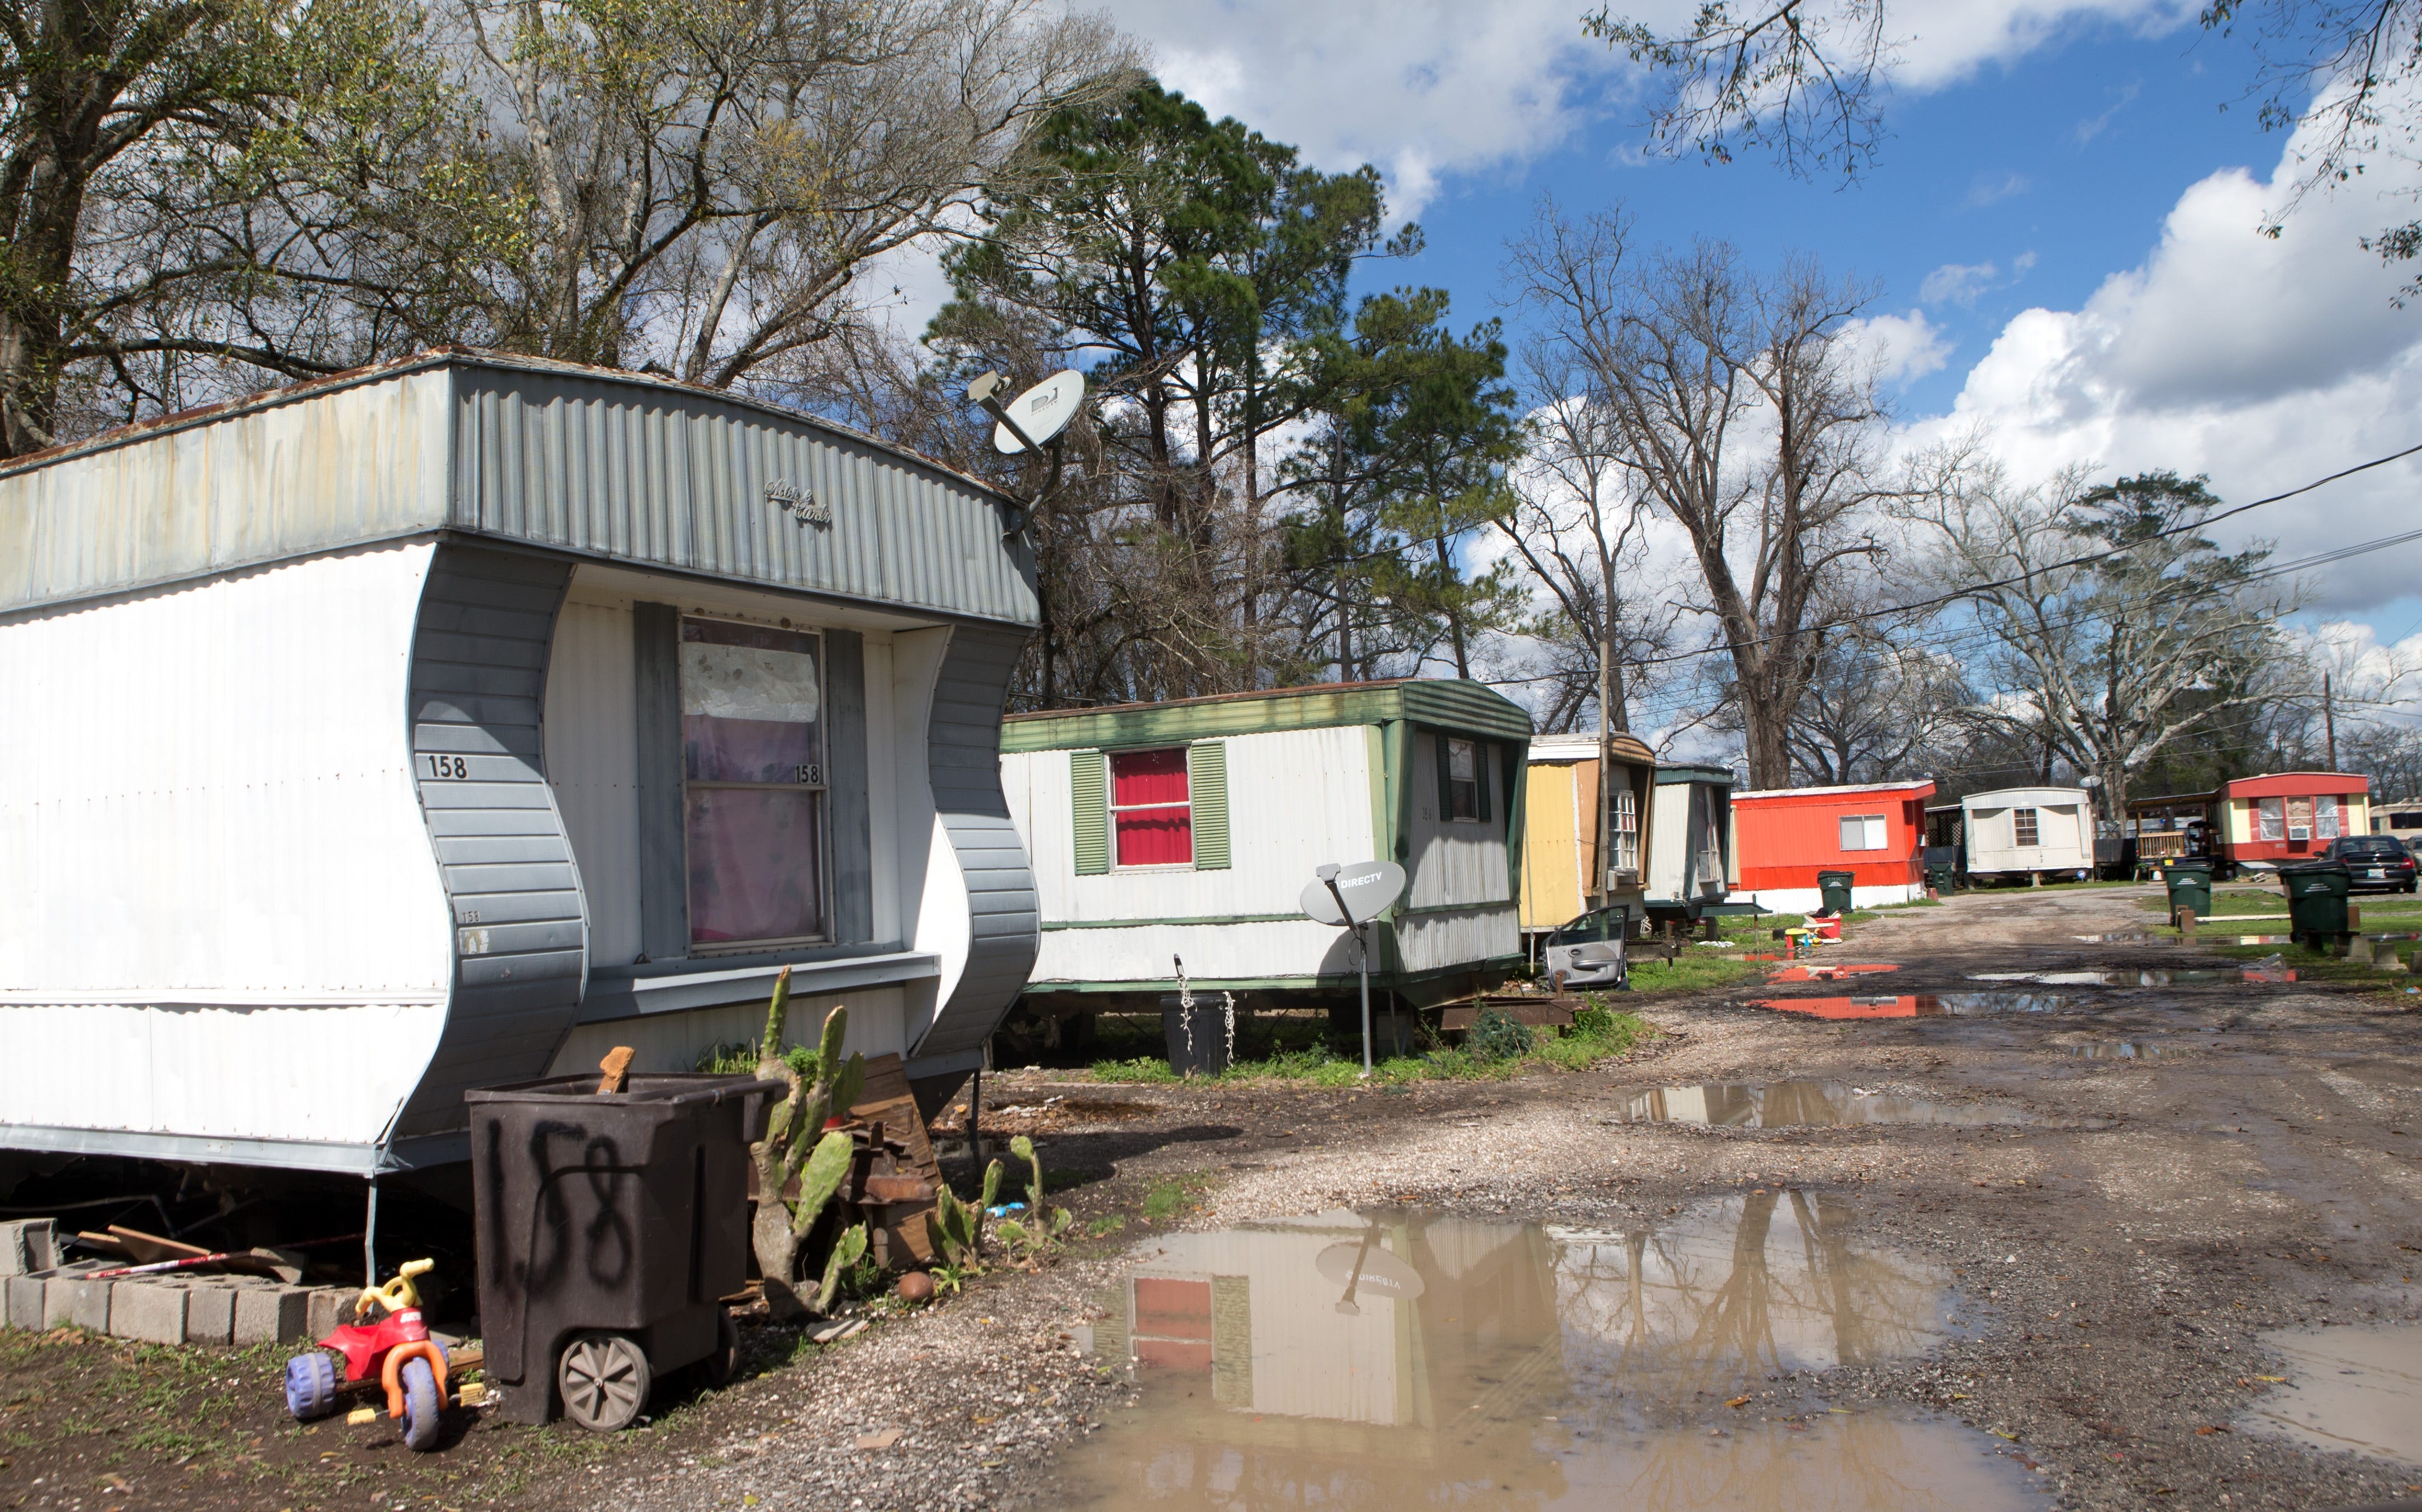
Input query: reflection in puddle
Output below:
<box><xmin>1614</xmin><ymin>1080</ymin><xmax>2039</xmax><ymax>1127</ymax></box>
<box><xmin>1770</xmin><ymin>964</ymin><xmax>1902</xmax><ymax>982</ymax></box>
<box><xmin>2073</xmin><ymin>933</ymin><xmax>2152</xmax><ymax>943</ymax></box>
<box><xmin>2063</xmin><ymin>1041</ymin><xmax>2171</xmax><ymax>1059</ymax></box>
<box><xmin>2245</xmin><ymin>1323</ymin><xmax>2422</xmax><ymax>1466</ymax></box>
<box><xmin>1052</xmin><ymin>1200</ymin><xmax>2041</xmax><ymax>1510</ymax></box>
<box><xmin>1751</xmin><ymin>993</ymin><xmax>2078</xmax><ymax>1018</ymax></box>
<box><xmin>1967</xmin><ymin>969</ymin><xmax>2294</xmax><ymax>986</ymax></box>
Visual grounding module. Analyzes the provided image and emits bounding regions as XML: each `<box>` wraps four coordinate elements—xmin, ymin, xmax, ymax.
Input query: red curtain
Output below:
<box><xmin>1112</xmin><ymin>748</ymin><xmax>1192</xmax><ymax>866</ymax></box>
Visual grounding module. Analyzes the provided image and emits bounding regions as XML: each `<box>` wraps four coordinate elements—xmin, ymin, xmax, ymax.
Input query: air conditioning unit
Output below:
<box><xmin>2288</xmin><ymin>825</ymin><xmax>2312</xmax><ymax>841</ymax></box>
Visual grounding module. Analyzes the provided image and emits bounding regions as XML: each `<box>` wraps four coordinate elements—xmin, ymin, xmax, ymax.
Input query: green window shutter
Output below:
<box><xmin>1476</xmin><ymin>740</ymin><xmax>1492</xmax><ymax>824</ymax></box>
<box><xmin>1189</xmin><ymin>741</ymin><xmax>1231</xmax><ymax>870</ymax></box>
<box><xmin>1435</xmin><ymin>733</ymin><xmax>1453</xmax><ymax>822</ymax></box>
<box><xmin>1070</xmin><ymin>750</ymin><xmax>1110</xmax><ymax>875</ymax></box>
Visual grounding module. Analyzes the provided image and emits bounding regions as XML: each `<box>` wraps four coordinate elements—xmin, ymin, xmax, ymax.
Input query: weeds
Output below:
<box><xmin>1142</xmin><ymin>1181</ymin><xmax>1186</xmax><ymax>1222</ymax></box>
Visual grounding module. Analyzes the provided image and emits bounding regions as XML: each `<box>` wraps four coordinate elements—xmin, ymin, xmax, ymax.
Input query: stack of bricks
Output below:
<box><xmin>1</xmin><ymin>1217</ymin><xmax>353</xmax><ymax>1347</ymax></box>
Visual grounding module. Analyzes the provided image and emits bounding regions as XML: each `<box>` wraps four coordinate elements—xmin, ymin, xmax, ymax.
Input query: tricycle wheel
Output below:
<box><xmin>703</xmin><ymin>1308</ymin><xmax>739</xmax><ymax>1388</ymax></box>
<box><xmin>557</xmin><ymin>1333</ymin><xmax>650</xmax><ymax>1432</ymax></box>
<box><xmin>398</xmin><ymin>1356</ymin><xmax>443</xmax><ymax>1451</ymax></box>
<box><xmin>284</xmin><ymin>1352</ymin><xmax>336</xmax><ymax>1421</ymax></box>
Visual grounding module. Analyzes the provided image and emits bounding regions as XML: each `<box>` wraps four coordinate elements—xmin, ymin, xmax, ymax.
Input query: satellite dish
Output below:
<box><xmin>1315</xmin><ymin>1239</ymin><xmax>1425</xmax><ymax>1301</ymax></box>
<box><xmin>1299</xmin><ymin>861</ymin><xmax>1407</xmax><ymax>926</ymax></box>
<box><xmin>989</xmin><ymin>369</ymin><xmax>1085</xmax><ymax>454</ymax></box>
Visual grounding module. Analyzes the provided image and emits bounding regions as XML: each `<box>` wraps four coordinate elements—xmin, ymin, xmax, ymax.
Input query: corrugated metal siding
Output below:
<box><xmin>1405</xmin><ymin>735</ymin><xmax>1513</xmax><ymax>909</ymax></box>
<box><xmin>542</xmin><ymin>599</ymin><xmax>641</xmax><ymax>964</ymax></box>
<box><xmin>911</xmin><ymin>626</ymin><xmax>1038</xmax><ymax>1058</ymax></box>
<box><xmin>394</xmin><ymin>545</ymin><xmax>586</xmax><ymax>1139</ymax></box>
<box><xmin>451</xmin><ymin>366</ymin><xmax>1036</xmax><ymax>627</ymax></box>
<box><xmin>1395</xmin><ymin>906</ymin><xmax>1521</xmax><ymax>976</ymax></box>
<box><xmin>0</xmin><ymin>543</ymin><xmax>452</xmax><ymax>1155</ymax></box>
<box><xmin>0</xmin><ymin>371</ymin><xmax>455</xmax><ymax>615</ymax></box>
<box><xmin>1008</xmin><ymin>727</ymin><xmax>1374</xmax><ymax>931</ymax></box>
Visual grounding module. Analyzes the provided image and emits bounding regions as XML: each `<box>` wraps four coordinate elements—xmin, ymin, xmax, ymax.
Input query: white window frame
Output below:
<box><xmin>2012</xmin><ymin>807</ymin><xmax>2039</xmax><ymax>848</ymax></box>
<box><xmin>1108</xmin><ymin>746</ymin><xmax>1195</xmax><ymax>870</ymax></box>
<box><xmin>1446</xmin><ymin>737</ymin><xmax>1482</xmax><ymax>822</ymax></box>
<box><xmin>1609</xmin><ymin>785</ymin><xmax>1640</xmax><ymax>876</ymax></box>
<box><xmin>1838</xmin><ymin>813</ymin><xmax>1888</xmax><ymax>852</ymax></box>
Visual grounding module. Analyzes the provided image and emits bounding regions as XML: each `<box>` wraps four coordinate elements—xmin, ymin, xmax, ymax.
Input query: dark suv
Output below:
<box><xmin>2323</xmin><ymin>835</ymin><xmax>2419</xmax><ymax>892</ymax></box>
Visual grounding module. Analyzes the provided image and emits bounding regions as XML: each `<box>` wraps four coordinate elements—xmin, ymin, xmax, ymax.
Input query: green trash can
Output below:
<box><xmin>2279</xmin><ymin>861</ymin><xmax>2352</xmax><ymax>945</ymax></box>
<box><xmin>2162</xmin><ymin>858</ymin><xmax>2213</xmax><ymax>920</ymax></box>
<box><xmin>1816</xmin><ymin>870</ymin><xmax>1855</xmax><ymax>915</ymax></box>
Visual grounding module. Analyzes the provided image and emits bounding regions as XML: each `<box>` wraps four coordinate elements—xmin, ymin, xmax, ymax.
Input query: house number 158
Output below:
<box><xmin>428</xmin><ymin>755</ymin><xmax>469</xmax><ymax>778</ymax></box>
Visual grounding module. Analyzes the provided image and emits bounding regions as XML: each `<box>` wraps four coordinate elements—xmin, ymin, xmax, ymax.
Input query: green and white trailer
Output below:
<box><xmin>998</xmin><ymin>679</ymin><xmax>1534</xmax><ymax>1013</ymax></box>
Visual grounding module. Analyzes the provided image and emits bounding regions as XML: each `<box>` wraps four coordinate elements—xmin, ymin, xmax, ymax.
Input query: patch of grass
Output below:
<box><xmin>1087</xmin><ymin>1214</ymin><xmax>1127</xmax><ymax>1237</ymax></box>
<box><xmin>1086</xmin><ymin>1054</ymin><xmax>1180</xmax><ymax>1083</ymax></box>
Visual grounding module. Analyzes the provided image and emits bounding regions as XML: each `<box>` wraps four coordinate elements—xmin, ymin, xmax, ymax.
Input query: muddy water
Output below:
<box><xmin>1751</xmin><ymin>993</ymin><xmax>2079</xmax><ymax>1019</ymax></box>
<box><xmin>2243</xmin><ymin>1323</ymin><xmax>2422</xmax><ymax>1466</ymax></box>
<box><xmin>1614</xmin><ymin>1080</ymin><xmax>2040</xmax><ymax>1128</ymax></box>
<box><xmin>1967</xmin><ymin>969</ymin><xmax>2265</xmax><ymax>987</ymax></box>
<box><xmin>1046</xmin><ymin>1199</ymin><xmax>2044</xmax><ymax>1510</ymax></box>
<box><xmin>2063</xmin><ymin>1041</ymin><xmax>2172</xmax><ymax>1058</ymax></box>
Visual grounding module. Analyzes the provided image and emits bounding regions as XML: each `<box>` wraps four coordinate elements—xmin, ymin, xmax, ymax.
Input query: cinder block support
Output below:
<box><xmin>45</xmin><ymin>1276</ymin><xmax>112</xmax><ymax>1333</ymax></box>
<box><xmin>180</xmin><ymin>1283</ymin><xmax>236</xmax><ymax>1346</ymax></box>
<box><xmin>305</xmin><ymin>1288</ymin><xmax>353</xmax><ymax>1341</ymax></box>
<box><xmin>4</xmin><ymin>1274</ymin><xmax>46</xmax><ymax>1330</ymax></box>
<box><xmin>109</xmin><ymin>1281</ymin><xmax>186</xmax><ymax>1345</ymax></box>
<box><xmin>235</xmin><ymin>1286</ymin><xmax>310</xmax><ymax>1346</ymax></box>
<box><xmin>0</xmin><ymin>1219</ymin><xmax>58</xmax><ymax>1277</ymax></box>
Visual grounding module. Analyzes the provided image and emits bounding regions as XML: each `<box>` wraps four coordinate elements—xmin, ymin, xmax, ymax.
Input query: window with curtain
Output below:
<box><xmin>1111</xmin><ymin>747</ymin><xmax>1193</xmax><ymax>867</ymax></box>
<box><xmin>1446</xmin><ymin>738</ymin><xmax>1482</xmax><ymax>820</ymax></box>
<box><xmin>2316</xmin><ymin>795</ymin><xmax>2342</xmax><ymax>839</ymax></box>
<box><xmin>2013</xmin><ymin>808</ymin><xmax>2039</xmax><ymax>847</ymax></box>
<box><xmin>680</xmin><ymin>618</ymin><xmax>824</xmax><ymax>945</ymax></box>
<box><xmin>2288</xmin><ymin>795</ymin><xmax>2315</xmax><ymax>840</ymax></box>
<box><xmin>2258</xmin><ymin>797</ymin><xmax>2284</xmax><ymax>840</ymax></box>
<box><xmin>1838</xmin><ymin>814</ymin><xmax>1887</xmax><ymax>851</ymax></box>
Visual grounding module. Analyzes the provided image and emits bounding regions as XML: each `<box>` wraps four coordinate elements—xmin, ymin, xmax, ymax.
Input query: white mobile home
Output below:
<box><xmin>999</xmin><ymin>681</ymin><xmax>1533</xmax><ymax>1009</ymax></box>
<box><xmin>1962</xmin><ymin>786</ymin><xmax>2093</xmax><ymax>885</ymax></box>
<box><xmin>0</xmin><ymin>350</ymin><xmax>1038</xmax><ymax>1177</ymax></box>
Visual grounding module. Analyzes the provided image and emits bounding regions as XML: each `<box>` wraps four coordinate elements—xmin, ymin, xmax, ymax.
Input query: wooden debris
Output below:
<box><xmin>105</xmin><ymin>1225</ymin><xmax>211</xmax><ymax>1265</ymax></box>
<box><xmin>596</xmin><ymin>1046</ymin><xmax>636</xmax><ymax>1095</ymax></box>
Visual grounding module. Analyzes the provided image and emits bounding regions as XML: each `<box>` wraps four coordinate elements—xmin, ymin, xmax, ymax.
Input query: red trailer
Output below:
<box><xmin>1731</xmin><ymin>781</ymin><xmax>1937</xmax><ymax>913</ymax></box>
<box><xmin>2216</xmin><ymin>773</ymin><xmax>2372</xmax><ymax>875</ymax></box>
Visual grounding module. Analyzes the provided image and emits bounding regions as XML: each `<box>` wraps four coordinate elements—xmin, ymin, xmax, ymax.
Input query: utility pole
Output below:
<box><xmin>2325</xmin><ymin>673</ymin><xmax>2338</xmax><ymax>771</ymax></box>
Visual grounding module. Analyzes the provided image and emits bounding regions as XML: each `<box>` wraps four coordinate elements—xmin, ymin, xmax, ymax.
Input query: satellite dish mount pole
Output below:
<box><xmin>1317</xmin><ymin>864</ymin><xmax>1373</xmax><ymax>1075</ymax></box>
<box><xmin>967</xmin><ymin>371</ymin><xmax>1066</xmax><ymax>540</ymax></box>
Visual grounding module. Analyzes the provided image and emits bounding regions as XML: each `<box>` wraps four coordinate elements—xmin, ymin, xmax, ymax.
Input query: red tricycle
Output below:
<box><xmin>284</xmin><ymin>1259</ymin><xmax>452</xmax><ymax>1451</ymax></box>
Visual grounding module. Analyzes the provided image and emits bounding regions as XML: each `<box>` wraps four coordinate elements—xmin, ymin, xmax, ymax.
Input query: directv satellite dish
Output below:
<box><xmin>1299</xmin><ymin>860</ymin><xmax>1406</xmax><ymax>926</ymax></box>
<box><xmin>1316</xmin><ymin>1238</ymin><xmax>1426</xmax><ymax>1303</ymax></box>
<box><xmin>986</xmin><ymin>369</ymin><xmax>1084</xmax><ymax>455</ymax></box>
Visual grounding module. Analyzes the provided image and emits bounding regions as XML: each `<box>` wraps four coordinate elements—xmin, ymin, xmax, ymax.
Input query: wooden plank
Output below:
<box><xmin>106</xmin><ymin>1226</ymin><xmax>210</xmax><ymax>1264</ymax></box>
<box><xmin>850</xmin><ymin>1092</ymin><xmax>940</xmax><ymax>1186</ymax></box>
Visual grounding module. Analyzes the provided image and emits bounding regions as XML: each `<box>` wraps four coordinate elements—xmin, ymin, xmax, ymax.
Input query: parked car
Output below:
<box><xmin>2323</xmin><ymin>835</ymin><xmax>2419</xmax><ymax>893</ymax></box>
<box><xmin>1541</xmin><ymin>906</ymin><xmax>1633</xmax><ymax>989</ymax></box>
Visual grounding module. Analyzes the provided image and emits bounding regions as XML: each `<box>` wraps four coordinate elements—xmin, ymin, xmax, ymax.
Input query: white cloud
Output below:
<box><xmin>1891</xmin><ymin>0</ymin><xmax>2199</xmax><ymax>90</ymax></box>
<box><xmin>1966</xmin><ymin>171</ymin><xmax>2032</xmax><ymax>207</ymax></box>
<box><xmin>1847</xmin><ymin>309</ymin><xmax>1955</xmax><ymax>382</ymax></box>
<box><xmin>1921</xmin><ymin>261</ymin><xmax>2000</xmax><ymax>305</ymax></box>
<box><xmin>1903</xmin><ymin>107</ymin><xmax>2422</xmax><ymax>613</ymax></box>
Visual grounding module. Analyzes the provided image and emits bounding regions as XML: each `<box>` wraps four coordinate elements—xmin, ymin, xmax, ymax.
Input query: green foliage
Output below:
<box><xmin>792</xmin><ymin>1131</ymin><xmax>856</xmax><ymax>1238</ymax></box>
<box><xmin>1142</xmin><ymin>1180</ymin><xmax>1185</xmax><ymax>1222</ymax></box>
<box><xmin>927</xmin><ymin>1160</ymin><xmax>1005</xmax><ymax>1271</ymax></box>
<box><xmin>1465</xmin><ymin>1005</ymin><xmax>1536</xmax><ymax>1062</ymax></box>
<box><xmin>693</xmin><ymin>1041</ymin><xmax>758</xmax><ymax>1074</ymax></box>
<box><xmin>1088</xmin><ymin>1055</ymin><xmax>1180</xmax><ymax>1084</ymax></box>
<box><xmin>814</xmin><ymin>1223</ymin><xmax>869</xmax><ymax>1313</ymax></box>
<box><xmin>996</xmin><ymin>1135</ymin><xmax>1075</xmax><ymax>1257</ymax></box>
<box><xmin>1087</xmin><ymin>1214</ymin><xmax>1128</xmax><ymax>1238</ymax></box>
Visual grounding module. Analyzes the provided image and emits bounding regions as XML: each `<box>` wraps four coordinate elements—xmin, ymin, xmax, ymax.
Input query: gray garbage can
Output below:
<box><xmin>1816</xmin><ymin>870</ymin><xmax>1855</xmax><ymax>915</ymax></box>
<box><xmin>466</xmin><ymin>1073</ymin><xmax>784</xmax><ymax>1431</ymax></box>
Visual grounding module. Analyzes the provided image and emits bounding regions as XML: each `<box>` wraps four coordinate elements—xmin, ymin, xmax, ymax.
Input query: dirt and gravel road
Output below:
<box><xmin>9</xmin><ymin>884</ymin><xmax>2420</xmax><ymax>1510</ymax></box>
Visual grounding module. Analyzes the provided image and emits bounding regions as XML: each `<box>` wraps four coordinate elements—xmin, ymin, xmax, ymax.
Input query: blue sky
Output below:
<box><xmin>1087</xmin><ymin>0</ymin><xmax>2422</xmax><ymax>709</ymax></box>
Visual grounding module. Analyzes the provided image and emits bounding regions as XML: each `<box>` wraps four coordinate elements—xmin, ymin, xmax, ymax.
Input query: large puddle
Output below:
<box><xmin>1046</xmin><ymin>1199</ymin><xmax>2045</xmax><ymax>1510</ymax></box>
<box><xmin>1750</xmin><ymin>993</ymin><xmax>2078</xmax><ymax>1018</ymax></box>
<box><xmin>1613</xmin><ymin>1080</ymin><xmax>2040</xmax><ymax>1128</ymax></box>
<box><xmin>1967</xmin><ymin>969</ymin><xmax>2292</xmax><ymax>987</ymax></box>
<box><xmin>2244</xmin><ymin>1323</ymin><xmax>2422</xmax><ymax>1466</ymax></box>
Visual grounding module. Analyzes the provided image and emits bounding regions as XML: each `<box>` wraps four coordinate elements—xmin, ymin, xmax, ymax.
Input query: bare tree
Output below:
<box><xmin>1782</xmin><ymin>621</ymin><xmax>1970</xmax><ymax>784</ymax></box>
<box><xmin>1901</xmin><ymin>461</ymin><xmax>2304</xmax><ymax>823</ymax></box>
<box><xmin>1504</xmin><ymin>202</ymin><xmax>1891</xmax><ymax>789</ymax></box>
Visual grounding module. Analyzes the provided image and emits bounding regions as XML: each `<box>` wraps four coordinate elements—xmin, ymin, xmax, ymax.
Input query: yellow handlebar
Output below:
<box><xmin>358</xmin><ymin>1258</ymin><xmax>434</xmax><ymax>1316</ymax></box>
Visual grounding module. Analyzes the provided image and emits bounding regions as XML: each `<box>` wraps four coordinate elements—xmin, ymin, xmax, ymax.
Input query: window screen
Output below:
<box><xmin>2258</xmin><ymin>796</ymin><xmax>2284</xmax><ymax>841</ymax></box>
<box><xmin>2013</xmin><ymin>808</ymin><xmax>2039</xmax><ymax>847</ymax></box>
<box><xmin>681</xmin><ymin>618</ymin><xmax>824</xmax><ymax>945</ymax></box>
<box><xmin>1111</xmin><ymin>747</ymin><xmax>1193</xmax><ymax>867</ymax></box>
<box><xmin>1838</xmin><ymin>813</ymin><xmax>1887</xmax><ymax>851</ymax></box>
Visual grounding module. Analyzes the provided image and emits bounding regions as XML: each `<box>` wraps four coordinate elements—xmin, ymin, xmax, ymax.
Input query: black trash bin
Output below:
<box><xmin>2279</xmin><ymin>861</ymin><xmax>2353</xmax><ymax>947</ymax></box>
<box><xmin>1161</xmin><ymin>993</ymin><xmax>1235</xmax><ymax>1077</ymax></box>
<box><xmin>1816</xmin><ymin>870</ymin><xmax>1855</xmax><ymax>915</ymax></box>
<box><xmin>2162</xmin><ymin>858</ymin><xmax>2214</xmax><ymax>921</ymax></box>
<box><xmin>466</xmin><ymin>1073</ymin><xmax>785</xmax><ymax>1431</ymax></box>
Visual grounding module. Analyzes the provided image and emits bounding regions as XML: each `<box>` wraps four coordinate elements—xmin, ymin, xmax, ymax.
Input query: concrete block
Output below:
<box><xmin>235</xmin><ymin>1284</ymin><xmax>310</xmax><ymax>1346</ymax></box>
<box><xmin>109</xmin><ymin>1281</ymin><xmax>186</xmax><ymax>1345</ymax></box>
<box><xmin>5</xmin><ymin>1273</ymin><xmax>46</xmax><ymax>1330</ymax></box>
<box><xmin>180</xmin><ymin>1283</ymin><xmax>236</xmax><ymax>1346</ymax></box>
<box><xmin>44</xmin><ymin>1276</ymin><xmax>112</xmax><ymax>1333</ymax></box>
<box><xmin>0</xmin><ymin>1219</ymin><xmax>56</xmax><ymax>1277</ymax></box>
<box><xmin>305</xmin><ymin>1287</ymin><xmax>354</xmax><ymax>1341</ymax></box>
